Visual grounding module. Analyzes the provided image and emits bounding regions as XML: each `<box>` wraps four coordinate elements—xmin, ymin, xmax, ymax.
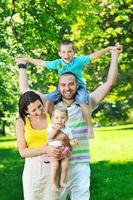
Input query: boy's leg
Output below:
<box><xmin>80</xmin><ymin>104</ymin><xmax>94</xmax><ymax>138</ymax></box>
<box><xmin>50</xmin><ymin>161</ymin><xmax>60</xmax><ymax>192</ymax></box>
<box><xmin>45</xmin><ymin>89</ymin><xmax>62</xmax><ymax>114</ymax></box>
<box><xmin>45</xmin><ymin>100</ymin><xmax>54</xmax><ymax>114</ymax></box>
<box><xmin>60</xmin><ymin>158</ymin><xmax>70</xmax><ymax>188</ymax></box>
<box><xmin>76</xmin><ymin>87</ymin><xmax>94</xmax><ymax>139</ymax></box>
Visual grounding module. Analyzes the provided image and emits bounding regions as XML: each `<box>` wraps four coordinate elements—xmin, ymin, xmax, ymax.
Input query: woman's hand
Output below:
<box><xmin>15</xmin><ymin>56</ymin><xmax>28</xmax><ymax>64</ymax></box>
<box><xmin>44</xmin><ymin>145</ymin><xmax>61</xmax><ymax>158</ymax></box>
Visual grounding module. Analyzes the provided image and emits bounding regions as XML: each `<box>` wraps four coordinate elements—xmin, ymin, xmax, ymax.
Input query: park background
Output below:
<box><xmin>0</xmin><ymin>0</ymin><xmax>133</xmax><ymax>199</ymax></box>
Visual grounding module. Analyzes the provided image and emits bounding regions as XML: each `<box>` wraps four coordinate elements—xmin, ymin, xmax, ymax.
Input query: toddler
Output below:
<box><xmin>42</xmin><ymin>106</ymin><xmax>78</xmax><ymax>192</ymax></box>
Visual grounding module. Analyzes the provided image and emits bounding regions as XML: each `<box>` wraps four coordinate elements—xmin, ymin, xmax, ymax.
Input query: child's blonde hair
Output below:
<box><xmin>52</xmin><ymin>106</ymin><xmax>68</xmax><ymax>118</ymax></box>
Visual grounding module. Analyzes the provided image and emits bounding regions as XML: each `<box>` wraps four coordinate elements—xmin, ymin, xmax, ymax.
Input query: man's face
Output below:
<box><xmin>59</xmin><ymin>44</ymin><xmax>75</xmax><ymax>64</ymax></box>
<box><xmin>58</xmin><ymin>74</ymin><xmax>78</xmax><ymax>100</ymax></box>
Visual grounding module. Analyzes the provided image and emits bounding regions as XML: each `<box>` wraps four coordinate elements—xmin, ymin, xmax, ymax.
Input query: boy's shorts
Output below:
<box><xmin>46</xmin><ymin>86</ymin><xmax>90</xmax><ymax>104</ymax></box>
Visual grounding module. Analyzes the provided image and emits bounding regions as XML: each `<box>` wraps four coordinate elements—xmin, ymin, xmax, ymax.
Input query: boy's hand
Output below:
<box><xmin>88</xmin><ymin>127</ymin><xmax>95</xmax><ymax>139</ymax></box>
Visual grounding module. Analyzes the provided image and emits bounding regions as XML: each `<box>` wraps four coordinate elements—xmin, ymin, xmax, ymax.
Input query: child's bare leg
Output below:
<box><xmin>80</xmin><ymin>104</ymin><xmax>94</xmax><ymax>139</ymax></box>
<box><xmin>60</xmin><ymin>158</ymin><xmax>70</xmax><ymax>188</ymax></box>
<box><xmin>45</xmin><ymin>100</ymin><xmax>54</xmax><ymax>114</ymax></box>
<box><xmin>50</xmin><ymin>161</ymin><xmax>59</xmax><ymax>192</ymax></box>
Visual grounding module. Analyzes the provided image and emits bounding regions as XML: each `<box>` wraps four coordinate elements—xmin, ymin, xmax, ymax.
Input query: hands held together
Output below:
<box><xmin>110</xmin><ymin>43</ymin><xmax>123</xmax><ymax>54</ymax></box>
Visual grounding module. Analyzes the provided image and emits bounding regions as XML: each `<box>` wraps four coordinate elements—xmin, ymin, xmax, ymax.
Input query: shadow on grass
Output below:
<box><xmin>1</xmin><ymin>147</ymin><xmax>133</xmax><ymax>200</ymax></box>
<box><xmin>97</xmin><ymin>126</ymin><xmax>133</xmax><ymax>132</ymax></box>
<box><xmin>0</xmin><ymin>137</ymin><xmax>16</xmax><ymax>143</ymax></box>
<box><xmin>65</xmin><ymin>161</ymin><xmax>133</xmax><ymax>200</ymax></box>
<box><xmin>0</xmin><ymin>148</ymin><xmax>24</xmax><ymax>200</ymax></box>
<box><xmin>90</xmin><ymin>161</ymin><xmax>133</xmax><ymax>200</ymax></box>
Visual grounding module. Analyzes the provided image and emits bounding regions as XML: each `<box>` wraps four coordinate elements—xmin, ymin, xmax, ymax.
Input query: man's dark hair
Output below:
<box><xmin>59</xmin><ymin>39</ymin><xmax>75</xmax><ymax>52</ymax></box>
<box><xmin>59</xmin><ymin>72</ymin><xmax>78</xmax><ymax>84</ymax></box>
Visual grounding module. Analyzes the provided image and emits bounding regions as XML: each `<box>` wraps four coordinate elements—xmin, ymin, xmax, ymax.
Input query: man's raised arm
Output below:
<box><xmin>91</xmin><ymin>45</ymin><xmax>122</xmax><ymax>107</ymax></box>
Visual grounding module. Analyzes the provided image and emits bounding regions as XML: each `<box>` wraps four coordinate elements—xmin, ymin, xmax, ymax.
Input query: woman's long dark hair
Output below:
<box><xmin>18</xmin><ymin>91</ymin><xmax>43</xmax><ymax>122</ymax></box>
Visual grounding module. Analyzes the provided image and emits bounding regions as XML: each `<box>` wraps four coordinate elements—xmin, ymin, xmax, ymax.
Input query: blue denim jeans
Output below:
<box><xmin>46</xmin><ymin>86</ymin><xmax>90</xmax><ymax>104</ymax></box>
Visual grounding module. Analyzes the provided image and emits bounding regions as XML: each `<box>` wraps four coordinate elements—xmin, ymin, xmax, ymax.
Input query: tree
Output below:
<box><xmin>0</xmin><ymin>0</ymin><xmax>132</xmax><ymax>131</ymax></box>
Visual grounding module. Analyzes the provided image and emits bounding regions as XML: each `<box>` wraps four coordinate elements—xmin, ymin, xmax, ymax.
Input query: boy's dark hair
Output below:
<box><xmin>18</xmin><ymin>91</ymin><xmax>43</xmax><ymax>122</ymax></box>
<box><xmin>59</xmin><ymin>39</ymin><xmax>75</xmax><ymax>52</ymax></box>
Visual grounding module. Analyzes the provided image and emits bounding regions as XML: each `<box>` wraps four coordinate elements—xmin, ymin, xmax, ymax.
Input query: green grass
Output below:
<box><xmin>90</xmin><ymin>124</ymin><xmax>133</xmax><ymax>200</ymax></box>
<box><xmin>0</xmin><ymin>124</ymin><xmax>133</xmax><ymax>200</ymax></box>
<box><xmin>0</xmin><ymin>136</ymin><xmax>24</xmax><ymax>200</ymax></box>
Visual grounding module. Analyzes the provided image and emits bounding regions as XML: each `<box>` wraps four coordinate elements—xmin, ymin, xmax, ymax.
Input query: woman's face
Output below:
<box><xmin>27</xmin><ymin>99</ymin><xmax>44</xmax><ymax>117</ymax></box>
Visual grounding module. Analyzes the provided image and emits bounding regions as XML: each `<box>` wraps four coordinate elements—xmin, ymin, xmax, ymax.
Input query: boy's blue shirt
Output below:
<box><xmin>45</xmin><ymin>55</ymin><xmax>91</xmax><ymax>89</ymax></box>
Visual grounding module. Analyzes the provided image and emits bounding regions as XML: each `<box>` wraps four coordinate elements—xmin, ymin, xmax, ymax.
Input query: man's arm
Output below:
<box><xmin>91</xmin><ymin>48</ymin><xmax>122</xmax><ymax>107</ymax></box>
<box><xmin>16</xmin><ymin>57</ymin><xmax>45</xmax><ymax>67</ymax></box>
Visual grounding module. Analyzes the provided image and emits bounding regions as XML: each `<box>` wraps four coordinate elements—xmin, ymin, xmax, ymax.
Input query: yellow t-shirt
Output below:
<box><xmin>24</xmin><ymin>113</ymin><xmax>50</xmax><ymax>148</ymax></box>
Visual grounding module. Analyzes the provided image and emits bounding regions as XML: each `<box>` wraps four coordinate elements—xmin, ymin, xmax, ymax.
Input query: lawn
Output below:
<box><xmin>0</xmin><ymin>124</ymin><xmax>133</xmax><ymax>200</ymax></box>
<box><xmin>90</xmin><ymin>124</ymin><xmax>133</xmax><ymax>200</ymax></box>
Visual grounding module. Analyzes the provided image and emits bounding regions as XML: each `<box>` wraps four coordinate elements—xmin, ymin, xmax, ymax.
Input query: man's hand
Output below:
<box><xmin>110</xmin><ymin>43</ymin><xmax>122</xmax><ymax>54</ymax></box>
<box><xmin>115</xmin><ymin>43</ymin><xmax>123</xmax><ymax>53</ymax></box>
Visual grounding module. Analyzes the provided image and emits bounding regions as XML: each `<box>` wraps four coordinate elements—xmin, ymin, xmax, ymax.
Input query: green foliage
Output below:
<box><xmin>0</xmin><ymin>0</ymin><xmax>132</xmax><ymax>129</ymax></box>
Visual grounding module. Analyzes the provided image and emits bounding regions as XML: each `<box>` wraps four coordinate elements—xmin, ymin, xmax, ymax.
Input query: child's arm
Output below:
<box><xmin>16</xmin><ymin>57</ymin><xmax>45</xmax><ymax>67</ymax></box>
<box><xmin>48</xmin><ymin>124</ymin><xmax>62</xmax><ymax>140</ymax></box>
<box><xmin>89</xmin><ymin>43</ymin><xmax>122</xmax><ymax>61</ymax></box>
<box><xmin>89</xmin><ymin>46</ymin><xmax>112</xmax><ymax>61</ymax></box>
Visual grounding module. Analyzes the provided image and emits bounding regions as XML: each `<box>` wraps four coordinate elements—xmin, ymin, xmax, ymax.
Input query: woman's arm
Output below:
<box><xmin>16</xmin><ymin>57</ymin><xmax>45</xmax><ymax>67</ymax></box>
<box><xmin>16</xmin><ymin>58</ymin><xmax>46</xmax><ymax>104</ymax></box>
<box><xmin>16</xmin><ymin>119</ymin><xmax>61</xmax><ymax>158</ymax></box>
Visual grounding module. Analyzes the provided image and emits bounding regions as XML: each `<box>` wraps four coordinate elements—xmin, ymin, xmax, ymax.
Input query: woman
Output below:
<box><xmin>16</xmin><ymin>91</ymin><xmax>60</xmax><ymax>200</ymax></box>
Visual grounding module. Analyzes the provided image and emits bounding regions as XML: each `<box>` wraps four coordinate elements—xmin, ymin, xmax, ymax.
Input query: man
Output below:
<box><xmin>16</xmin><ymin>45</ymin><xmax>122</xmax><ymax>200</ymax></box>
